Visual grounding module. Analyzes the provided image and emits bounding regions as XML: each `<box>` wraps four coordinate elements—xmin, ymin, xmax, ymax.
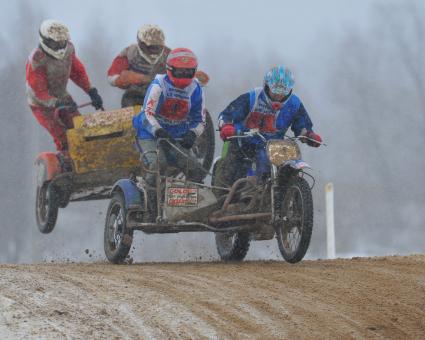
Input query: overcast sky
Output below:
<box><xmin>2</xmin><ymin>0</ymin><xmax>377</xmax><ymax>63</ymax></box>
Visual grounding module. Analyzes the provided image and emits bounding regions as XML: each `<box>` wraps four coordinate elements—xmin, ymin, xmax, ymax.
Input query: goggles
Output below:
<box><xmin>138</xmin><ymin>41</ymin><xmax>164</xmax><ymax>55</ymax></box>
<box><xmin>41</xmin><ymin>36</ymin><xmax>68</xmax><ymax>51</ymax></box>
<box><xmin>269</xmin><ymin>84</ymin><xmax>291</xmax><ymax>96</ymax></box>
<box><xmin>168</xmin><ymin>66</ymin><xmax>196</xmax><ymax>79</ymax></box>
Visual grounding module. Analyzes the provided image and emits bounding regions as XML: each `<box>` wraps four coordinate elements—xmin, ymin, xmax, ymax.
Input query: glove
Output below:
<box><xmin>155</xmin><ymin>128</ymin><xmax>175</xmax><ymax>152</ymax></box>
<box><xmin>220</xmin><ymin>124</ymin><xmax>236</xmax><ymax>141</ymax></box>
<box><xmin>115</xmin><ymin>70</ymin><xmax>152</xmax><ymax>88</ymax></box>
<box><xmin>180</xmin><ymin>130</ymin><xmax>197</xmax><ymax>149</ymax></box>
<box><xmin>303</xmin><ymin>131</ymin><xmax>322</xmax><ymax>147</ymax></box>
<box><xmin>155</xmin><ymin>128</ymin><xmax>173</xmax><ymax>140</ymax></box>
<box><xmin>88</xmin><ymin>87</ymin><xmax>104</xmax><ymax>110</ymax></box>
<box><xmin>55</xmin><ymin>97</ymin><xmax>77</xmax><ymax>113</ymax></box>
<box><xmin>195</xmin><ymin>70</ymin><xmax>210</xmax><ymax>86</ymax></box>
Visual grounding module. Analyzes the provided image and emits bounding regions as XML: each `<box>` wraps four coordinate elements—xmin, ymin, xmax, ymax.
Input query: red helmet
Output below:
<box><xmin>166</xmin><ymin>48</ymin><xmax>198</xmax><ymax>88</ymax></box>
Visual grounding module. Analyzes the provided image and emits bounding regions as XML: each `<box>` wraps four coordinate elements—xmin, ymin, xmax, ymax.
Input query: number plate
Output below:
<box><xmin>167</xmin><ymin>187</ymin><xmax>198</xmax><ymax>207</ymax></box>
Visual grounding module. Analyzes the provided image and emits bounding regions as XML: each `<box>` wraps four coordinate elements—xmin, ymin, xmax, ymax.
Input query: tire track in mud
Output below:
<box><xmin>0</xmin><ymin>255</ymin><xmax>425</xmax><ymax>339</ymax></box>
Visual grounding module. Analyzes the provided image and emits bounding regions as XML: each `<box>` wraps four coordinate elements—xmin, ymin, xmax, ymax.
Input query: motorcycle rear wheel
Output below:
<box><xmin>215</xmin><ymin>231</ymin><xmax>250</xmax><ymax>261</ymax></box>
<box><xmin>276</xmin><ymin>176</ymin><xmax>313</xmax><ymax>263</ymax></box>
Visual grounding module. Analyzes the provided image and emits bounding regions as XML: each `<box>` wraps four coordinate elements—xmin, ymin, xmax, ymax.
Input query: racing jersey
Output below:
<box><xmin>219</xmin><ymin>88</ymin><xmax>313</xmax><ymax>144</ymax></box>
<box><xmin>107</xmin><ymin>44</ymin><xmax>171</xmax><ymax>98</ymax></box>
<box><xmin>133</xmin><ymin>74</ymin><xmax>205</xmax><ymax>139</ymax></box>
<box><xmin>25</xmin><ymin>42</ymin><xmax>91</xmax><ymax>108</ymax></box>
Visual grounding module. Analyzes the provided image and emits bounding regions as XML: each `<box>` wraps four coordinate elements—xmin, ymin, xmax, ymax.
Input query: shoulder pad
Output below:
<box><xmin>125</xmin><ymin>44</ymin><xmax>138</xmax><ymax>56</ymax></box>
<box><xmin>67</xmin><ymin>41</ymin><xmax>75</xmax><ymax>54</ymax></box>
<box><xmin>154</xmin><ymin>73</ymin><xmax>166</xmax><ymax>83</ymax></box>
<box><xmin>32</xmin><ymin>48</ymin><xmax>45</xmax><ymax>62</ymax></box>
<box><xmin>289</xmin><ymin>93</ymin><xmax>300</xmax><ymax>104</ymax></box>
<box><xmin>29</xmin><ymin>48</ymin><xmax>46</xmax><ymax>68</ymax></box>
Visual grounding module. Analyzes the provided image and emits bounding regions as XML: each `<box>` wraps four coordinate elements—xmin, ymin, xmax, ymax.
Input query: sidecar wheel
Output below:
<box><xmin>276</xmin><ymin>177</ymin><xmax>313</xmax><ymax>263</ymax></box>
<box><xmin>104</xmin><ymin>192</ymin><xmax>134</xmax><ymax>263</ymax></box>
<box><xmin>35</xmin><ymin>182</ymin><xmax>59</xmax><ymax>234</ymax></box>
<box><xmin>215</xmin><ymin>231</ymin><xmax>250</xmax><ymax>261</ymax></box>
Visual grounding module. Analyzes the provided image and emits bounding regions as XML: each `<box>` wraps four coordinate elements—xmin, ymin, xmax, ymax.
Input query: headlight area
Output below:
<box><xmin>266</xmin><ymin>140</ymin><xmax>301</xmax><ymax>166</ymax></box>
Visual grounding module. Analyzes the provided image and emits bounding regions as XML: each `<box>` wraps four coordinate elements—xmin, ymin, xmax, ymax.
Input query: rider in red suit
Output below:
<box><xmin>108</xmin><ymin>24</ymin><xmax>209</xmax><ymax>108</ymax></box>
<box><xmin>26</xmin><ymin>19</ymin><xmax>103</xmax><ymax>156</ymax></box>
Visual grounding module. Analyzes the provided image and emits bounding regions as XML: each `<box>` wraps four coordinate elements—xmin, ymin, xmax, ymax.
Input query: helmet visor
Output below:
<box><xmin>41</xmin><ymin>36</ymin><xmax>67</xmax><ymax>51</ymax></box>
<box><xmin>169</xmin><ymin>67</ymin><xmax>196</xmax><ymax>79</ymax></box>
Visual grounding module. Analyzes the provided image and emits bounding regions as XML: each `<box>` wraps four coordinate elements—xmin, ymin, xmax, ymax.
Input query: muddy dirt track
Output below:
<box><xmin>0</xmin><ymin>255</ymin><xmax>424</xmax><ymax>339</ymax></box>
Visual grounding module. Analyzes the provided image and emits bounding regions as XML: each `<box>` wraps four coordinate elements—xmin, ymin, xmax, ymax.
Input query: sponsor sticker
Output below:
<box><xmin>167</xmin><ymin>187</ymin><xmax>198</xmax><ymax>207</ymax></box>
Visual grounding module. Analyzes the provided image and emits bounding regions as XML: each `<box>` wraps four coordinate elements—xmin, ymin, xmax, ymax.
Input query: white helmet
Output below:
<box><xmin>39</xmin><ymin>19</ymin><xmax>70</xmax><ymax>59</ymax></box>
<box><xmin>137</xmin><ymin>24</ymin><xmax>165</xmax><ymax>64</ymax></box>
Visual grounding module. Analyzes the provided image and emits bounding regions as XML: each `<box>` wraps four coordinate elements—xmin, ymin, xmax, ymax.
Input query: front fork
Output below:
<box><xmin>271</xmin><ymin>165</ymin><xmax>302</xmax><ymax>224</ymax></box>
<box><xmin>271</xmin><ymin>165</ymin><xmax>278</xmax><ymax>224</ymax></box>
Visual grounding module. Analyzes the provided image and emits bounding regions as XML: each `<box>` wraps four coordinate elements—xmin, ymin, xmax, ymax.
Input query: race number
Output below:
<box><xmin>167</xmin><ymin>187</ymin><xmax>198</xmax><ymax>207</ymax></box>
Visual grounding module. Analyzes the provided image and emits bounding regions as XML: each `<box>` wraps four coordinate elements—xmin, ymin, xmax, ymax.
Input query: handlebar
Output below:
<box><xmin>227</xmin><ymin>129</ymin><xmax>267</xmax><ymax>142</ymax></box>
<box><xmin>227</xmin><ymin>129</ymin><xmax>327</xmax><ymax>146</ymax></box>
<box><xmin>296</xmin><ymin>135</ymin><xmax>327</xmax><ymax>147</ymax></box>
<box><xmin>54</xmin><ymin>101</ymin><xmax>94</xmax><ymax>112</ymax></box>
<box><xmin>54</xmin><ymin>101</ymin><xmax>104</xmax><ymax>128</ymax></box>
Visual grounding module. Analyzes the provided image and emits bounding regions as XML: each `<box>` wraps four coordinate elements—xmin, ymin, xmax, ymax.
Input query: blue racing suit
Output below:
<box><xmin>218</xmin><ymin>88</ymin><xmax>315</xmax><ymax>182</ymax></box>
<box><xmin>133</xmin><ymin>74</ymin><xmax>206</xmax><ymax>185</ymax></box>
<box><xmin>133</xmin><ymin>74</ymin><xmax>205</xmax><ymax>139</ymax></box>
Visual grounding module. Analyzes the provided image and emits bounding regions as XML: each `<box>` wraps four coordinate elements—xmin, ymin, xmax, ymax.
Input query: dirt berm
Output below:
<box><xmin>0</xmin><ymin>255</ymin><xmax>424</xmax><ymax>339</ymax></box>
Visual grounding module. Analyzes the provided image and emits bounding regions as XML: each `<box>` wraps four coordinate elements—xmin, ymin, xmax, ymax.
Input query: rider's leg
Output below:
<box><xmin>31</xmin><ymin>105</ymin><xmax>68</xmax><ymax>151</ymax></box>
<box><xmin>217</xmin><ymin>141</ymin><xmax>246</xmax><ymax>187</ymax></box>
<box><xmin>138</xmin><ymin>139</ymin><xmax>162</xmax><ymax>186</ymax></box>
<box><xmin>138</xmin><ymin>139</ymin><xmax>168</xmax><ymax>221</ymax></box>
<box><xmin>54</xmin><ymin>95</ymin><xmax>81</xmax><ymax>129</ymax></box>
<box><xmin>255</xmin><ymin>147</ymin><xmax>271</xmax><ymax>183</ymax></box>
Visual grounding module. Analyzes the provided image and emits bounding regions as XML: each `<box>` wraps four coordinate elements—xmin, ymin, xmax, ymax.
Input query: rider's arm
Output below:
<box><xmin>107</xmin><ymin>52</ymin><xmax>130</xmax><ymax>87</ymax></box>
<box><xmin>291</xmin><ymin>102</ymin><xmax>314</xmax><ymax>136</ymax></box>
<box><xmin>188</xmin><ymin>84</ymin><xmax>206</xmax><ymax>136</ymax></box>
<box><xmin>195</xmin><ymin>70</ymin><xmax>209</xmax><ymax>86</ymax></box>
<box><xmin>220</xmin><ymin>92</ymin><xmax>251</xmax><ymax>124</ymax></box>
<box><xmin>25</xmin><ymin>49</ymin><xmax>56</xmax><ymax>107</ymax></box>
<box><xmin>69</xmin><ymin>47</ymin><xmax>92</xmax><ymax>93</ymax></box>
<box><xmin>108</xmin><ymin>47</ymin><xmax>152</xmax><ymax>88</ymax></box>
<box><xmin>140</xmin><ymin>81</ymin><xmax>164</xmax><ymax>135</ymax></box>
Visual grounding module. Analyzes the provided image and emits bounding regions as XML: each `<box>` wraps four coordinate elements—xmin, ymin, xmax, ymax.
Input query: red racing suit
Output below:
<box><xmin>26</xmin><ymin>42</ymin><xmax>92</xmax><ymax>151</ymax></box>
<box><xmin>107</xmin><ymin>44</ymin><xmax>171</xmax><ymax>107</ymax></box>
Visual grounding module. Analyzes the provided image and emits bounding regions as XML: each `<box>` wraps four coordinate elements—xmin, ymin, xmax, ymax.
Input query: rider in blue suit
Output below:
<box><xmin>133</xmin><ymin>48</ymin><xmax>206</xmax><ymax>185</ymax></box>
<box><xmin>217</xmin><ymin>65</ymin><xmax>322</xmax><ymax>186</ymax></box>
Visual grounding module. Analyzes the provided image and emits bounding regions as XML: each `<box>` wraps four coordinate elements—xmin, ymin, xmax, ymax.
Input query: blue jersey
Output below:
<box><xmin>219</xmin><ymin>88</ymin><xmax>313</xmax><ymax>145</ymax></box>
<box><xmin>133</xmin><ymin>74</ymin><xmax>206</xmax><ymax>139</ymax></box>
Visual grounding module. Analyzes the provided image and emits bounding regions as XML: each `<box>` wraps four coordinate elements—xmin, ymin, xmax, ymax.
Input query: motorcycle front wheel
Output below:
<box><xmin>104</xmin><ymin>192</ymin><xmax>134</xmax><ymax>263</ymax></box>
<box><xmin>276</xmin><ymin>176</ymin><xmax>313</xmax><ymax>263</ymax></box>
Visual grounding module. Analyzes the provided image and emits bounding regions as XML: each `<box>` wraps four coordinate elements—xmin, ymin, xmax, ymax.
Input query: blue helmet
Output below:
<box><xmin>264</xmin><ymin>65</ymin><xmax>295</xmax><ymax>96</ymax></box>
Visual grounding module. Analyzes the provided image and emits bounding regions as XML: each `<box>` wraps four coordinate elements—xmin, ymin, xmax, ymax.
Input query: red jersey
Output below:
<box><xmin>26</xmin><ymin>42</ymin><xmax>91</xmax><ymax>108</ymax></box>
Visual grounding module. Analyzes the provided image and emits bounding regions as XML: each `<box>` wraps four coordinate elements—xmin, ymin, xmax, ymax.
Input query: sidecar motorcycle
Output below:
<box><xmin>35</xmin><ymin>105</ymin><xmax>215</xmax><ymax>234</ymax></box>
<box><xmin>104</xmin><ymin>130</ymin><xmax>316</xmax><ymax>264</ymax></box>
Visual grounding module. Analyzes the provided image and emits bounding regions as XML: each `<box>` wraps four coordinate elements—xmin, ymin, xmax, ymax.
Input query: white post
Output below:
<box><xmin>325</xmin><ymin>182</ymin><xmax>336</xmax><ymax>259</ymax></box>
